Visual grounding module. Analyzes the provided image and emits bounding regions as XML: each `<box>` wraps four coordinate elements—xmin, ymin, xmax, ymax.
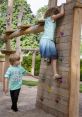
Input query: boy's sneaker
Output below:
<box><xmin>11</xmin><ymin>107</ymin><xmax>18</xmax><ymax>112</ymax></box>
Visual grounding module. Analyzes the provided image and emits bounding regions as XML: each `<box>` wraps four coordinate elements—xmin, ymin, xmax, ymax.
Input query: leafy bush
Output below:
<box><xmin>22</xmin><ymin>80</ymin><xmax>38</xmax><ymax>86</ymax></box>
<box><xmin>22</xmin><ymin>55</ymin><xmax>82</xmax><ymax>78</ymax></box>
<box><xmin>80</xmin><ymin>59</ymin><xmax>82</xmax><ymax>81</ymax></box>
<box><xmin>21</xmin><ymin>54</ymin><xmax>41</xmax><ymax>76</ymax></box>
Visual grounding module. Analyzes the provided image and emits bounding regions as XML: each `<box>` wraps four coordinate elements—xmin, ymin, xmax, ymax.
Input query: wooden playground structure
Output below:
<box><xmin>0</xmin><ymin>0</ymin><xmax>82</xmax><ymax>117</ymax></box>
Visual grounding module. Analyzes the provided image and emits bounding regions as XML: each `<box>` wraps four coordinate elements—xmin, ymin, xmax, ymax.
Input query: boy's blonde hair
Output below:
<box><xmin>9</xmin><ymin>53</ymin><xmax>20</xmax><ymax>65</ymax></box>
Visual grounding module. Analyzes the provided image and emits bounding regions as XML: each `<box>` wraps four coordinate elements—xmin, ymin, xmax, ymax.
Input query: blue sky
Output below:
<box><xmin>27</xmin><ymin>0</ymin><xmax>66</xmax><ymax>15</ymax></box>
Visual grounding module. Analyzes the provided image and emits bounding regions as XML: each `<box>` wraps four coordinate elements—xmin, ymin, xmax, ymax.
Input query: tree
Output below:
<box><xmin>0</xmin><ymin>0</ymin><xmax>39</xmax><ymax>49</ymax></box>
<box><xmin>36</xmin><ymin>5</ymin><xmax>48</xmax><ymax>20</ymax></box>
<box><xmin>0</xmin><ymin>1</ymin><xmax>48</xmax><ymax>49</ymax></box>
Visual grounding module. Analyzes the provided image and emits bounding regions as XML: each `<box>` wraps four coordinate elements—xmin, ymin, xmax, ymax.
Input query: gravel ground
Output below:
<box><xmin>0</xmin><ymin>81</ymin><xmax>54</xmax><ymax>117</ymax></box>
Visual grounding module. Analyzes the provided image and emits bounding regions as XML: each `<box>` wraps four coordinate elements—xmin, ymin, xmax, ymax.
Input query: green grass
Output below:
<box><xmin>22</xmin><ymin>80</ymin><xmax>38</xmax><ymax>87</ymax></box>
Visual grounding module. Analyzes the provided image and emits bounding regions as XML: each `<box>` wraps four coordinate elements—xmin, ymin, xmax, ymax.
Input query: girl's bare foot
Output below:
<box><xmin>53</xmin><ymin>74</ymin><xmax>62</xmax><ymax>80</ymax></box>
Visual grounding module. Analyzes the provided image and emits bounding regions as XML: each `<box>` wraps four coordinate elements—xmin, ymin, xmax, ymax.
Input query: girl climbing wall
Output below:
<box><xmin>39</xmin><ymin>4</ymin><xmax>65</xmax><ymax>80</ymax></box>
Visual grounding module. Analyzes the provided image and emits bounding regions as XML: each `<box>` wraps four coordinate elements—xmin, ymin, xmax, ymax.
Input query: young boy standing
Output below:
<box><xmin>3</xmin><ymin>53</ymin><xmax>32</xmax><ymax>112</ymax></box>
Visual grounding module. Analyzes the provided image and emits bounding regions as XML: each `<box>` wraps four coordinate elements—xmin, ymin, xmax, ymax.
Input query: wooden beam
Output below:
<box><xmin>17</xmin><ymin>25</ymin><xmax>31</xmax><ymax>30</ymax></box>
<box><xmin>22</xmin><ymin>48</ymin><xmax>39</xmax><ymax>52</ymax></box>
<box><xmin>1</xmin><ymin>50</ymin><xmax>16</xmax><ymax>55</ymax></box>
<box><xmin>1</xmin><ymin>25</ymin><xmax>44</xmax><ymax>40</ymax></box>
<box><xmin>69</xmin><ymin>8</ymin><xmax>81</xmax><ymax>117</ymax></box>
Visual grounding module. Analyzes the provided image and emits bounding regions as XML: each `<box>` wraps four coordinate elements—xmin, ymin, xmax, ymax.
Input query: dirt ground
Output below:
<box><xmin>0</xmin><ymin>79</ymin><xmax>54</xmax><ymax>117</ymax></box>
<box><xmin>0</xmin><ymin>76</ymin><xmax>82</xmax><ymax>117</ymax></box>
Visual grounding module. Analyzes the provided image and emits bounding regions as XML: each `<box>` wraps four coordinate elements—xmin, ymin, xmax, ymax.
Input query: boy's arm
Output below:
<box><xmin>51</xmin><ymin>4</ymin><xmax>65</xmax><ymax>20</ymax></box>
<box><xmin>3</xmin><ymin>78</ymin><xmax>9</xmax><ymax>94</ymax></box>
<box><xmin>24</xmin><ymin>72</ymin><xmax>33</xmax><ymax>77</ymax></box>
<box><xmin>3</xmin><ymin>67</ymin><xmax>10</xmax><ymax>94</ymax></box>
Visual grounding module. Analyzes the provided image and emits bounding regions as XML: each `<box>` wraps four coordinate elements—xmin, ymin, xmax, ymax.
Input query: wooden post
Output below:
<box><xmin>66</xmin><ymin>0</ymin><xmax>82</xmax><ymax>3</ymax></box>
<box><xmin>48</xmin><ymin>0</ymin><xmax>57</xmax><ymax>8</ymax></box>
<box><xmin>5</xmin><ymin>0</ymin><xmax>13</xmax><ymax>72</ymax></box>
<box><xmin>16</xmin><ymin>6</ymin><xmax>24</xmax><ymax>54</ymax></box>
<box><xmin>69</xmin><ymin>8</ymin><xmax>81</xmax><ymax>117</ymax></box>
<box><xmin>32</xmin><ymin>51</ymin><xmax>36</xmax><ymax>76</ymax></box>
<box><xmin>66</xmin><ymin>0</ymin><xmax>73</xmax><ymax>2</ymax></box>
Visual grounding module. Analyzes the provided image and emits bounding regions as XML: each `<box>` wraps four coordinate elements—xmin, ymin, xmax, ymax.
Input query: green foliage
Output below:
<box><xmin>80</xmin><ymin>40</ymin><xmax>82</xmax><ymax>55</ymax></box>
<box><xmin>36</xmin><ymin>5</ymin><xmax>48</xmax><ymax>20</ymax></box>
<box><xmin>22</xmin><ymin>80</ymin><xmax>38</xmax><ymax>87</ymax></box>
<box><xmin>0</xmin><ymin>1</ymin><xmax>48</xmax><ymax>49</ymax></box>
<box><xmin>21</xmin><ymin>54</ymin><xmax>32</xmax><ymax>73</ymax></box>
<box><xmin>0</xmin><ymin>54</ymin><xmax>5</xmax><ymax>58</ymax></box>
<box><xmin>80</xmin><ymin>84</ymin><xmax>82</xmax><ymax>93</ymax></box>
<box><xmin>0</xmin><ymin>0</ymin><xmax>40</xmax><ymax>49</ymax></box>
<box><xmin>21</xmin><ymin>54</ymin><xmax>41</xmax><ymax>75</ymax></box>
<box><xmin>80</xmin><ymin>59</ymin><xmax>82</xmax><ymax>81</ymax></box>
<box><xmin>35</xmin><ymin>54</ymin><xmax>41</xmax><ymax>75</ymax></box>
<box><xmin>0</xmin><ymin>0</ymin><xmax>7</xmax><ymax>35</ymax></box>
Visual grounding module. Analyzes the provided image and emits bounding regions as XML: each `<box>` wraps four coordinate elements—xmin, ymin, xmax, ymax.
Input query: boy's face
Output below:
<box><xmin>14</xmin><ymin>60</ymin><xmax>20</xmax><ymax>66</ymax></box>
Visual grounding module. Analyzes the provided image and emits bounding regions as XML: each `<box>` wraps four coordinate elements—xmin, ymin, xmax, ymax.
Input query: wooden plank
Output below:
<box><xmin>57</xmin><ymin>14</ymin><xmax>73</xmax><ymax>26</ymax></box>
<box><xmin>17</xmin><ymin>24</ymin><xmax>31</xmax><ymax>29</ymax></box>
<box><xmin>43</xmin><ymin>99</ymin><xmax>68</xmax><ymax>114</ymax></box>
<box><xmin>58</xmin><ymin>49</ymin><xmax>71</xmax><ymax>57</ymax></box>
<box><xmin>58</xmin><ymin>66</ymin><xmax>70</xmax><ymax>72</ymax></box>
<box><xmin>21</xmin><ymin>48</ymin><xmax>39</xmax><ymax>52</ymax></box>
<box><xmin>56</xmin><ymin>42</ymin><xmax>71</xmax><ymax>51</ymax></box>
<box><xmin>56</xmin><ymin>36</ymin><xmax>72</xmax><ymax>43</ymax></box>
<box><xmin>56</xmin><ymin>23</ymin><xmax>73</xmax><ymax>38</ymax></box>
<box><xmin>69</xmin><ymin>8</ymin><xmax>81</xmax><ymax>117</ymax></box>
<box><xmin>1</xmin><ymin>50</ymin><xmax>16</xmax><ymax>55</ymax></box>
<box><xmin>37</xmin><ymin>20</ymin><xmax>45</xmax><ymax>26</ymax></box>
<box><xmin>48</xmin><ymin>0</ymin><xmax>57</xmax><ymax>8</ymax></box>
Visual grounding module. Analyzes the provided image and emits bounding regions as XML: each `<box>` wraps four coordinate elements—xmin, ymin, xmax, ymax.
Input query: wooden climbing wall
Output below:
<box><xmin>36</xmin><ymin>2</ymin><xmax>81</xmax><ymax>117</ymax></box>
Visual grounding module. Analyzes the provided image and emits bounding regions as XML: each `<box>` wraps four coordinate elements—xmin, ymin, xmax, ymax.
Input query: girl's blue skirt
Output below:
<box><xmin>40</xmin><ymin>38</ymin><xmax>58</xmax><ymax>59</ymax></box>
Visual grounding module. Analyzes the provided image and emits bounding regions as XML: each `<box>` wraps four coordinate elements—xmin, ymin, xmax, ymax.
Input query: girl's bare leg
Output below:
<box><xmin>51</xmin><ymin>59</ymin><xmax>62</xmax><ymax>79</ymax></box>
<box><xmin>51</xmin><ymin>59</ymin><xmax>57</xmax><ymax>75</ymax></box>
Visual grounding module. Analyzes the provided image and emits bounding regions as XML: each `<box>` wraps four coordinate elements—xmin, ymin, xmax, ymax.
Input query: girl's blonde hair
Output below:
<box><xmin>44</xmin><ymin>7</ymin><xmax>59</xmax><ymax>18</ymax></box>
<box><xmin>9</xmin><ymin>53</ymin><xmax>20</xmax><ymax>65</ymax></box>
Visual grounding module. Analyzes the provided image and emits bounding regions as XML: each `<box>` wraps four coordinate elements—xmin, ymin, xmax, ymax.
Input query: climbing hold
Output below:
<box><xmin>60</xmin><ymin>32</ymin><xmax>64</xmax><ymax>37</ymax></box>
<box><xmin>55</xmin><ymin>99</ymin><xmax>59</xmax><ymax>103</ymax></box>
<box><xmin>40</xmin><ymin>97</ymin><xmax>44</xmax><ymax>101</ymax></box>
<box><xmin>55</xmin><ymin>96</ymin><xmax>60</xmax><ymax>103</ymax></box>
<box><xmin>47</xmin><ymin>86</ymin><xmax>52</xmax><ymax>93</ymax></box>
<box><xmin>55</xmin><ymin>78</ymin><xmax>62</xmax><ymax>84</ymax></box>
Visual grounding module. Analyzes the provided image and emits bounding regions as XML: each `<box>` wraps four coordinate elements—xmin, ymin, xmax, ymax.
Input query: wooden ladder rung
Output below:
<box><xmin>1</xmin><ymin>50</ymin><xmax>16</xmax><ymax>55</ymax></box>
<box><xmin>17</xmin><ymin>25</ymin><xmax>31</xmax><ymax>30</ymax></box>
<box><xmin>36</xmin><ymin>20</ymin><xmax>45</xmax><ymax>26</ymax></box>
<box><xmin>5</xmin><ymin>30</ymin><xmax>15</xmax><ymax>34</ymax></box>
